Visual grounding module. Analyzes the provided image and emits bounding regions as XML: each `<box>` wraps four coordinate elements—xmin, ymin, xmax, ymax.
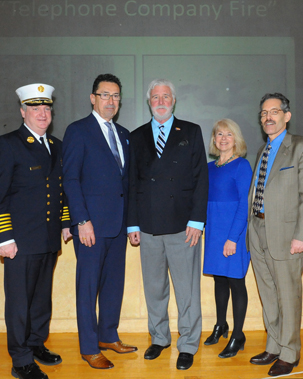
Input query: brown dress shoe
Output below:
<box><xmin>268</xmin><ymin>358</ymin><xmax>299</xmax><ymax>376</ymax></box>
<box><xmin>250</xmin><ymin>351</ymin><xmax>279</xmax><ymax>365</ymax></box>
<box><xmin>99</xmin><ymin>340</ymin><xmax>138</xmax><ymax>354</ymax></box>
<box><xmin>82</xmin><ymin>352</ymin><xmax>114</xmax><ymax>369</ymax></box>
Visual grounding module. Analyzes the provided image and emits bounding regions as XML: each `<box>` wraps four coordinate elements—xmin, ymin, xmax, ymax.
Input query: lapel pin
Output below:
<box><xmin>27</xmin><ymin>136</ymin><xmax>35</xmax><ymax>143</ymax></box>
<box><xmin>49</xmin><ymin>139</ymin><xmax>54</xmax><ymax>144</ymax></box>
<box><xmin>175</xmin><ymin>127</ymin><xmax>181</xmax><ymax>131</ymax></box>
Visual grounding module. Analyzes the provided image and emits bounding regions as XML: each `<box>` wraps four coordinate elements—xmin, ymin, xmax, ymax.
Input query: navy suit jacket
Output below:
<box><xmin>127</xmin><ymin>117</ymin><xmax>208</xmax><ymax>235</ymax></box>
<box><xmin>0</xmin><ymin>124</ymin><xmax>70</xmax><ymax>254</ymax></box>
<box><xmin>62</xmin><ymin>113</ymin><xmax>129</xmax><ymax>238</ymax></box>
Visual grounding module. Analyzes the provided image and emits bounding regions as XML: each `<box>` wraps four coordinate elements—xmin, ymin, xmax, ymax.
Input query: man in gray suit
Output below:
<box><xmin>248</xmin><ymin>93</ymin><xmax>303</xmax><ymax>377</ymax></box>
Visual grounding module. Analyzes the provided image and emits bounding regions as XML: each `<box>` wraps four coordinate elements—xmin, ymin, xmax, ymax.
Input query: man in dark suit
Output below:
<box><xmin>0</xmin><ymin>83</ymin><xmax>71</xmax><ymax>379</ymax></box>
<box><xmin>247</xmin><ymin>93</ymin><xmax>303</xmax><ymax>377</ymax></box>
<box><xmin>62</xmin><ymin>73</ymin><xmax>137</xmax><ymax>370</ymax></box>
<box><xmin>127</xmin><ymin>79</ymin><xmax>208</xmax><ymax>370</ymax></box>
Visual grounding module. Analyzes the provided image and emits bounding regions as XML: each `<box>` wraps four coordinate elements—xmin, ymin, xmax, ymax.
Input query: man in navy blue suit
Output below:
<box><xmin>62</xmin><ymin>74</ymin><xmax>137</xmax><ymax>370</ymax></box>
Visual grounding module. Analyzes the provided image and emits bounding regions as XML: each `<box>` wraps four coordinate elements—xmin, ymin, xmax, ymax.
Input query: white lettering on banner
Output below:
<box><xmin>5</xmin><ymin>0</ymin><xmax>273</xmax><ymax>19</ymax></box>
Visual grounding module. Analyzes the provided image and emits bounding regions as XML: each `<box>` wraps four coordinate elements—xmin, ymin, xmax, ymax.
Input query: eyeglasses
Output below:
<box><xmin>260</xmin><ymin>109</ymin><xmax>284</xmax><ymax>118</ymax></box>
<box><xmin>94</xmin><ymin>93</ymin><xmax>120</xmax><ymax>101</ymax></box>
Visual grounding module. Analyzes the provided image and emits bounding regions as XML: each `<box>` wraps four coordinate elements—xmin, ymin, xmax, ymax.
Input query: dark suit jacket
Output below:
<box><xmin>247</xmin><ymin>132</ymin><xmax>303</xmax><ymax>260</ymax></box>
<box><xmin>0</xmin><ymin>124</ymin><xmax>70</xmax><ymax>254</ymax></box>
<box><xmin>127</xmin><ymin>117</ymin><xmax>208</xmax><ymax>235</ymax></box>
<box><xmin>62</xmin><ymin>113</ymin><xmax>130</xmax><ymax>238</ymax></box>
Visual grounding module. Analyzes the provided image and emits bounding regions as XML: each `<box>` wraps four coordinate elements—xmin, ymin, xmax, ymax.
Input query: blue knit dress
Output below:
<box><xmin>203</xmin><ymin>157</ymin><xmax>252</xmax><ymax>279</ymax></box>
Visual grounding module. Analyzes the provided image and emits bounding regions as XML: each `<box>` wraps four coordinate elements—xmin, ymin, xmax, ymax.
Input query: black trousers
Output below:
<box><xmin>4</xmin><ymin>251</ymin><xmax>58</xmax><ymax>366</ymax></box>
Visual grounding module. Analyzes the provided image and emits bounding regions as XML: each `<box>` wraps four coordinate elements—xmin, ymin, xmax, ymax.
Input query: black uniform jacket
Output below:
<box><xmin>0</xmin><ymin>124</ymin><xmax>70</xmax><ymax>254</ymax></box>
<box><xmin>127</xmin><ymin>117</ymin><xmax>208</xmax><ymax>235</ymax></box>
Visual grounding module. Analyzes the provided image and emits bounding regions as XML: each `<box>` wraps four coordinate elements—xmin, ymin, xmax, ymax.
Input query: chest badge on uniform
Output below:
<box><xmin>27</xmin><ymin>136</ymin><xmax>35</xmax><ymax>143</ymax></box>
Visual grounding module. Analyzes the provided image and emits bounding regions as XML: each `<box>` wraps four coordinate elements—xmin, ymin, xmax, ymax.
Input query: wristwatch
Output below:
<box><xmin>78</xmin><ymin>220</ymin><xmax>89</xmax><ymax>226</ymax></box>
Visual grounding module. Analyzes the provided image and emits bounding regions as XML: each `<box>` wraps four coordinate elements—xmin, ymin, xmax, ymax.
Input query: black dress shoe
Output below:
<box><xmin>32</xmin><ymin>345</ymin><xmax>62</xmax><ymax>366</ymax></box>
<box><xmin>144</xmin><ymin>344</ymin><xmax>170</xmax><ymax>360</ymax></box>
<box><xmin>176</xmin><ymin>353</ymin><xmax>194</xmax><ymax>370</ymax></box>
<box><xmin>250</xmin><ymin>351</ymin><xmax>280</xmax><ymax>365</ymax></box>
<box><xmin>12</xmin><ymin>362</ymin><xmax>48</xmax><ymax>379</ymax></box>
<box><xmin>268</xmin><ymin>358</ymin><xmax>300</xmax><ymax>376</ymax></box>
<box><xmin>218</xmin><ymin>334</ymin><xmax>246</xmax><ymax>358</ymax></box>
<box><xmin>204</xmin><ymin>322</ymin><xmax>229</xmax><ymax>345</ymax></box>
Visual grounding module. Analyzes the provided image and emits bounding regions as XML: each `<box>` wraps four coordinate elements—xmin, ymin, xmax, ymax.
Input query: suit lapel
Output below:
<box><xmin>266</xmin><ymin>133</ymin><xmax>292</xmax><ymax>187</ymax></box>
<box><xmin>114</xmin><ymin>122</ymin><xmax>129</xmax><ymax>176</ymax></box>
<box><xmin>142</xmin><ymin>121</ymin><xmax>158</xmax><ymax>160</ymax></box>
<box><xmin>47</xmin><ymin>134</ymin><xmax>57</xmax><ymax>174</ymax></box>
<box><xmin>18</xmin><ymin>124</ymin><xmax>50</xmax><ymax>176</ymax></box>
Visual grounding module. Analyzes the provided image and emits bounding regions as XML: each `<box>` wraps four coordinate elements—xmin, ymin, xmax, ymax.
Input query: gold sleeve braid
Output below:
<box><xmin>61</xmin><ymin>206</ymin><xmax>70</xmax><ymax>221</ymax></box>
<box><xmin>0</xmin><ymin>213</ymin><xmax>13</xmax><ymax>233</ymax></box>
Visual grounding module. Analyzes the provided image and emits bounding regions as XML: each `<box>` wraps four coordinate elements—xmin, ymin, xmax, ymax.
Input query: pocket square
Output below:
<box><xmin>280</xmin><ymin>166</ymin><xmax>294</xmax><ymax>171</ymax></box>
<box><xmin>179</xmin><ymin>140</ymin><xmax>189</xmax><ymax>146</ymax></box>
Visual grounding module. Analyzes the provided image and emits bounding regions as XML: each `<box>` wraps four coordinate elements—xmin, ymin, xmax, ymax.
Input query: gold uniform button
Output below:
<box><xmin>60</xmin><ymin>193</ymin><xmax>63</xmax><ymax>196</ymax></box>
<box><xmin>60</xmin><ymin>200</ymin><xmax>63</xmax><ymax>204</ymax></box>
<box><xmin>59</xmin><ymin>216</ymin><xmax>62</xmax><ymax>220</ymax></box>
<box><xmin>47</xmin><ymin>194</ymin><xmax>50</xmax><ymax>198</ymax></box>
<box><xmin>47</xmin><ymin>211</ymin><xmax>50</xmax><ymax>215</ymax></box>
<box><xmin>47</xmin><ymin>202</ymin><xmax>50</xmax><ymax>205</ymax></box>
<box><xmin>46</xmin><ymin>184</ymin><xmax>50</xmax><ymax>188</ymax></box>
<box><xmin>59</xmin><ymin>183</ymin><xmax>62</xmax><ymax>187</ymax></box>
<box><xmin>47</xmin><ymin>218</ymin><xmax>50</xmax><ymax>222</ymax></box>
<box><xmin>46</xmin><ymin>177</ymin><xmax>49</xmax><ymax>181</ymax></box>
<box><xmin>60</xmin><ymin>210</ymin><xmax>62</xmax><ymax>213</ymax></box>
<box><xmin>59</xmin><ymin>176</ymin><xmax>62</xmax><ymax>180</ymax></box>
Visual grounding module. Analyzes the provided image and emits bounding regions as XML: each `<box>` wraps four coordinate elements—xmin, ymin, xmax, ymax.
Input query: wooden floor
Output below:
<box><xmin>1</xmin><ymin>332</ymin><xmax>303</xmax><ymax>379</ymax></box>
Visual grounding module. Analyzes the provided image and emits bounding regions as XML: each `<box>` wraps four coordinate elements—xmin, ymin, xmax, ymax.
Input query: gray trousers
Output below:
<box><xmin>249</xmin><ymin>216</ymin><xmax>303</xmax><ymax>363</ymax></box>
<box><xmin>140</xmin><ymin>230</ymin><xmax>202</xmax><ymax>355</ymax></box>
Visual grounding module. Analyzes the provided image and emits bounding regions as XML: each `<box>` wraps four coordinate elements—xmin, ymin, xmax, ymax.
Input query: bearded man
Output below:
<box><xmin>127</xmin><ymin>79</ymin><xmax>208</xmax><ymax>370</ymax></box>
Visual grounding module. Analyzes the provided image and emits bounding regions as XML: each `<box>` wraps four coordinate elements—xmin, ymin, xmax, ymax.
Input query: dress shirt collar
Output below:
<box><xmin>92</xmin><ymin>110</ymin><xmax>114</xmax><ymax>128</ymax></box>
<box><xmin>151</xmin><ymin>114</ymin><xmax>174</xmax><ymax>139</ymax></box>
<box><xmin>24</xmin><ymin>123</ymin><xmax>47</xmax><ymax>142</ymax></box>
<box><xmin>266</xmin><ymin>129</ymin><xmax>287</xmax><ymax>153</ymax></box>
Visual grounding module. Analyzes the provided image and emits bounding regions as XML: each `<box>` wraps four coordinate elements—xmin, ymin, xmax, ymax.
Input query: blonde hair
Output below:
<box><xmin>209</xmin><ymin>118</ymin><xmax>247</xmax><ymax>157</ymax></box>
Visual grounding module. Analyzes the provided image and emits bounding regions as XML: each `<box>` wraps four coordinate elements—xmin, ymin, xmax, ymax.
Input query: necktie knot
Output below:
<box><xmin>40</xmin><ymin>137</ymin><xmax>50</xmax><ymax>155</ymax></box>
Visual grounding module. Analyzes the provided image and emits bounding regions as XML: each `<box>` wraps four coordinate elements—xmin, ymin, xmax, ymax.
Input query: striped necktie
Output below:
<box><xmin>156</xmin><ymin>125</ymin><xmax>165</xmax><ymax>158</ymax></box>
<box><xmin>105</xmin><ymin>122</ymin><xmax>123</xmax><ymax>173</ymax></box>
<box><xmin>252</xmin><ymin>143</ymin><xmax>272</xmax><ymax>215</ymax></box>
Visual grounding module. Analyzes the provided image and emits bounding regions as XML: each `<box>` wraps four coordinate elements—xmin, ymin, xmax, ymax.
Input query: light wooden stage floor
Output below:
<box><xmin>1</xmin><ymin>332</ymin><xmax>303</xmax><ymax>379</ymax></box>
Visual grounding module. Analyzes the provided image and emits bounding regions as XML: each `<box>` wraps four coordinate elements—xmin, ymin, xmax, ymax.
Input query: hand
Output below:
<box><xmin>0</xmin><ymin>242</ymin><xmax>18</xmax><ymax>259</ymax></box>
<box><xmin>185</xmin><ymin>226</ymin><xmax>202</xmax><ymax>247</ymax></box>
<box><xmin>79</xmin><ymin>221</ymin><xmax>95</xmax><ymax>247</ymax></box>
<box><xmin>128</xmin><ymin>231</ymin><xmax>140</xmax><ymax>246</ymax></box>
<box><xmin>290</xmin><ymin>239</ymin><xmax>303</xmax><ymax>254</ymax></box>
<box><xmin>223</xmin><ymin>240</ymin><xmax>237</xmax><ymax>257</ymax></box>
<box><xmin>62</xmin><ymin>228</ymin><xmax>72</xmax><ymax>242</ymax></box>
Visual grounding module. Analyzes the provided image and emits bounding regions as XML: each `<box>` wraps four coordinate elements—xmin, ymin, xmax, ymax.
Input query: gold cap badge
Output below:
<box><xmin>27</xmin><ymin>136</ymin><xmax>35</xmax><ymax>143</ymax></box>
<box><xmin>38</xmin><ymin>85</ymin><xmax>44</xmax><ymax>93</ymax></box>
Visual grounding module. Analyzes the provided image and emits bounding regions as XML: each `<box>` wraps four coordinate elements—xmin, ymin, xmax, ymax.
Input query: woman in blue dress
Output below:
<box><xmin>203</xmin><ymin>119</ymin><xmax>252</xmax><ymax>358</ymax></box>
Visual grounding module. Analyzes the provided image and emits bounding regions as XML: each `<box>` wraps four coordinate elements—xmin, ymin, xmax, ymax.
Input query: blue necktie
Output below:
<box><xmin>105</xmin><ymin>122</ymin><xmax>122</xmax><ymax>173</ymax></box>
<box><xmin>156</xmin><ymin>125</ymin><xmax>165</xmax><ymax>158</ymax></box>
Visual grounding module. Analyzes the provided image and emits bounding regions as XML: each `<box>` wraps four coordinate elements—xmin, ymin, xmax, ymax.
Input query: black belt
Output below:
<box><xmin>254</xmin><ymin>212</ymin><xmax>265</xmax><ymax>219</ymax></box>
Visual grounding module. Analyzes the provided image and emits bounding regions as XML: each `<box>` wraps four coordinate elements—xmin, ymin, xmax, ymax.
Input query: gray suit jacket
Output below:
<box><xmin>247</xmin><ymin>132</ymin><xmax>303</xmax><ymax>260</ymax></box>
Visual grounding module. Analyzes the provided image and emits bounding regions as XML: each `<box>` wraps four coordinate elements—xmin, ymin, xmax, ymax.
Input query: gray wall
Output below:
<box><xmin>0</xmin><ymin>0</ymin><xmax>301</xmax><ymax>165</ymax></box>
